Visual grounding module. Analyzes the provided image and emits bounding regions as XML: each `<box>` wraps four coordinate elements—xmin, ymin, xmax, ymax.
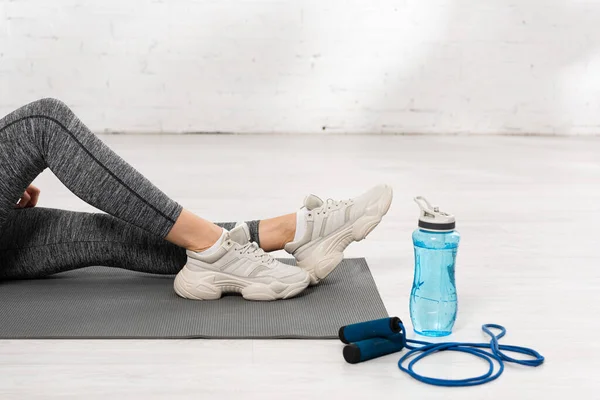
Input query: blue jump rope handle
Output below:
<box><xmin>338</xmin><ymin>317</ymin><xmax>402</xmax><ymax>344</ymax></box>
<box><xmin>343</xmin><ymin>333</ymin><xmax>405</xmax><ymax>364</ymax></box>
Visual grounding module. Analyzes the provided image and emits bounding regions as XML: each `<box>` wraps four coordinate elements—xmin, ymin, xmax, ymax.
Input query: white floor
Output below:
<box><xmin>0</xmin><ymin>135</ymin><xmax>598</xmax><ymax>399</ymax></box>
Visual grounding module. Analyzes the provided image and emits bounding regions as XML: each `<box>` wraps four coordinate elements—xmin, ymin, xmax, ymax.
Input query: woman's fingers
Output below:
<box><xmin>17</xmin><ymin>191</ymin><xmax>31</xmax><ymax>208</ymax></box>
<box><xmin>26</xmin><ymin>185</ymin><xmax>40</xmax><ymax>207</ymax></box>
<box><xmin>15</xmin><ymin>185</ymin><xmax>41</xmax><ymax>208</ymax></box>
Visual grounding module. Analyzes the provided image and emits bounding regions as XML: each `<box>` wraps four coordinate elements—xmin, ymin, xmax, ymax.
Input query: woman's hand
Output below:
<box><xmin>16</xmin><ymin>185</ymin><xmax>41</xmax><ymax>208</ymax></box>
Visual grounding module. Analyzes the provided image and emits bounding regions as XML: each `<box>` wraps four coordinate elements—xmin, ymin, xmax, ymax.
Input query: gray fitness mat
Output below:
<box><xmin>0</xmin><ymin>258</ymin><xmax>388</xmax><ymax>339</ymax></box>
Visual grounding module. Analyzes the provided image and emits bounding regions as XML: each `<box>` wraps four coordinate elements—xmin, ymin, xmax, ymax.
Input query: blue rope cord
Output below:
<box><xmin>397</xmin><ymin>324</ymin><xmax>545</xmax><ymax>387</ymax></box>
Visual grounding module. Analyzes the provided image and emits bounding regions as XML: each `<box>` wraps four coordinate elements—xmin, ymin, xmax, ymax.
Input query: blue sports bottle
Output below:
<box><xmin>410</xmin><ymin>197</ymin><xmax>460</xmax><ymax>337</ymax></box>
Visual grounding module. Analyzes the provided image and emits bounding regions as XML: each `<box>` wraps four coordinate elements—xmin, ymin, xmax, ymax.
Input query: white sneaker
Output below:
<box><xmin>285</xmin><ymin>184</ymin><xmax>393</xmax><ymax>285</ymax></box>
<box><xmin>174</xmin><ymin>224</ymin><xmax>310</xmax><ymax>301</ymax></box>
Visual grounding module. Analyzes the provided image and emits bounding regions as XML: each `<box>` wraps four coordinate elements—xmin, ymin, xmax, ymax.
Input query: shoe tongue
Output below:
<box><xmin>229</xmin><ymin>223</ymin><xmax>251</xmax><ymax>245</ymax></box>
<box><xmin>304</xmin><ymin>194</ymin><xmax>323</xmax><ymax>210</ymax></box>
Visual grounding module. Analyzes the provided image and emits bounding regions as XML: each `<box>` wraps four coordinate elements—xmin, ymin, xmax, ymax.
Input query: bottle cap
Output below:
<box><xmin>414</xmin><ymin>196</ymin><xmax>456</xmax><ymax>232</ymax></box>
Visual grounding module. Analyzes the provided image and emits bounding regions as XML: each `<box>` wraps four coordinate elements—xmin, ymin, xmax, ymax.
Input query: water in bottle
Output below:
<box><xmin>410</xmin><ymin>197</ymin><xmax>460</xmax><ymax>337</ymax></box>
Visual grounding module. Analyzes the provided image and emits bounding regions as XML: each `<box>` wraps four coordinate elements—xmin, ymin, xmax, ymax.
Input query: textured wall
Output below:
<box><xmin>1</xmin><ymin>0</ymin><xmax>600</xmax><ymax>134</ymax></box>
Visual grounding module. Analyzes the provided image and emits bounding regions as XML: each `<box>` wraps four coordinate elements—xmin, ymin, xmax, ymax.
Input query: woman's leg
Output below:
<box><xmin>0</xmin><ymin>98</ymin><xmax>223</xmax><ymax>251</ymax></box>
<box><xmin>0</xmin><ymin>207</ymin><xmax>273</xmax><ymax>279</ymax></box>
<box><xmin>0</xmin><ymin>206</ymin><xmax>311</xmax><ymax>301</ymax></box>
<box><xmin>0</xmin><ymin>98</ymin><xmax>390</xmax><ymax>294</ymax></box>
<box><xmin>0</xmin><ymin>207</ymin><xmax>187</xmax><ymax>279</ymax></box>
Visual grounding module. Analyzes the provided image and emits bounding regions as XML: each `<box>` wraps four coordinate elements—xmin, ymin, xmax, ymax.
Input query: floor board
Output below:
<box><xmin>1</xmin><ymin>135</ymin><xmax>598</xmax><ymax>399</ymax></box>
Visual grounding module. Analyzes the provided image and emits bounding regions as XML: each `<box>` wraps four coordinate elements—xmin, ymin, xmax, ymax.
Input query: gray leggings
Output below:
<box><xmin>0</xmin><ymin>98</ymin><xmax>260</xmax><ymax>279</ymax></box>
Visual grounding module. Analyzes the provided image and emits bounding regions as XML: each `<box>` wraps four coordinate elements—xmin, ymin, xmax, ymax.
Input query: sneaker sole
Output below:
<box><xmin>173</xmin><ymin>267</ymin><xmax>310</xmax><ymax>301</ymax></box>
<box><xmin>298</xmin><ymin>185</ymin><xmax>393</xmax><ymax>285</ymax></box>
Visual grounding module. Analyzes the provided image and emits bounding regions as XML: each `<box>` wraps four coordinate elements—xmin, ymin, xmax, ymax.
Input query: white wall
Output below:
<box><xmin>1</xmin><ymin>0</ymin><xmax>600</xmax><ymax>135</ymax></box>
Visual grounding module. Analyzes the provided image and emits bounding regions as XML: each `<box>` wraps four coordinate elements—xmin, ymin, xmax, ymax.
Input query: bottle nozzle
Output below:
<box><xmin>414</xmin><ymin>196</ymin><xmax>434</xmax><ymax>213</ymax></box>
<box><xmin>414</xmin><ymin>196</ymin><xmax>456</xmax><ymax>232</ymax></box>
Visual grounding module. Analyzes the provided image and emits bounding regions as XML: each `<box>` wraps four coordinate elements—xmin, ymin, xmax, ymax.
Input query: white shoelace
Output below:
<box><xmin>238</xmin><ymin>242</ymin><xmax>276</xmax><ymax>266</ymax></box>
<box><xmin>318</xmin><ymin>198</ymin><xmax>353</xmax><ymax>215</ymax></box>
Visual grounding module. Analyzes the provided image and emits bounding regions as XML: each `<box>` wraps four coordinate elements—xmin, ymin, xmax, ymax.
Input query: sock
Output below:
<box><xmin>293</xmin><ymin>208</ymin><xmax>308</xmax><ymax>243</ymax></box>
<box><xmin>216</xmin><ymin>221</ymin><xmax>261</xmax><ymax>246</ymax></box>
<box><xmin>196</xmin><ymin>228</ymin><xmax>226</xmax><ymax>256</ymax></box>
